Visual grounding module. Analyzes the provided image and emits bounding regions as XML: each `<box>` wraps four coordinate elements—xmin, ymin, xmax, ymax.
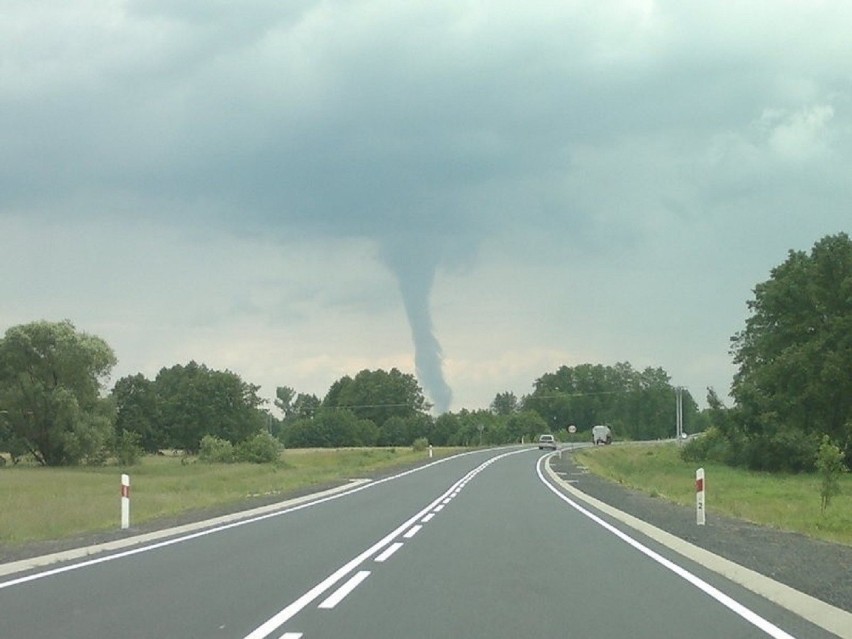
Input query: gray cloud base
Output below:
<box><xmin>2</xmin><ymin>1</ymin><xmax>851</xmax><ymax>409</ymax></box>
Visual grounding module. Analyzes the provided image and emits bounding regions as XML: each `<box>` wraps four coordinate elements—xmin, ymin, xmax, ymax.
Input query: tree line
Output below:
<box><xmin>2</xmin><ymin>234</ymin><xmax>847</xmax><ymax>472</ymax></box>
<box><xmin>0</xmin><ymin>319</ymin><xmax>695</xmax><ymax>465</ymax></box>
<box><xmin>0</xmin><ymin>323</ymin><xmax>274</xmax><ymax>466</ymax></box>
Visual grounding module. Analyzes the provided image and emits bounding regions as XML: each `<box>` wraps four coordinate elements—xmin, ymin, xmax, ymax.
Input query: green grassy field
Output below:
<box><xmin>4</xmin><ymin>444</ymin><xmax>849</xmax><ymax>549</ymax></box>
<box><xmin>0</xmin><ymin>447</ymin><xmax>456</xmax><ymax>546</ymax></box>
<box><xmin>574</xmin><ymin>443</ymin><xmax>852</xmax><ymax>546</ymax></box>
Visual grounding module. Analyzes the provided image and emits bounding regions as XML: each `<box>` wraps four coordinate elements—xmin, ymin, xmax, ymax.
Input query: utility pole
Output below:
<box><xmin>675</xmin><ymin>387</ymin><xmax>683</xmax><ymax>441</ymax></box>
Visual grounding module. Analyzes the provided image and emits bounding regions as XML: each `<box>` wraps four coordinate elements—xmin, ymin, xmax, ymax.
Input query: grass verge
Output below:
<box><xmin>574</xmin><ymin>443</ymin><xmax>851</xmax><ymax>546</ymax></box>
<box><xmin>0</xmin><ymin>447</ymin><xmax>459</xmax><ymax>546</ymax></box>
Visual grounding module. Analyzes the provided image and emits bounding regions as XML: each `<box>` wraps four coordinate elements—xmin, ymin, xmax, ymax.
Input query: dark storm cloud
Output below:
<box><xmin>2</xmin><ymin>1</ymin><xmax>851</xmax><ymax>408</ymax></box>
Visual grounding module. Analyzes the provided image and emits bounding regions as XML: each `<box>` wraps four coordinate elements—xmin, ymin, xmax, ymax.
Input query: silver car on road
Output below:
<box><xmin>537</xmin><ymin>434</ymin><xmax>557</xmax><ymax>450</ymax></box>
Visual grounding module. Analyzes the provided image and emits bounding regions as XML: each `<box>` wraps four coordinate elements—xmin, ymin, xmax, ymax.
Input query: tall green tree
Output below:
<box><xmin>431</xmin><ymin>412</ymin><xmax>461</xmax><ymax>446</ymax></box>
<box><xmin>292</xmin><ymin>393</ymin><xmax>321</xmax><ymax>419</ymax></box>
<box><xmin>155</xmin><ymin>361</ymin><xmax>265</xmax><ymax>453</ymax></box>
<box><xmin>522</xmin><ymin>362</ymin><xmax>695</xmax><ymax>440</ymax></box>
<box><xmin>505</xmin><ymin>410</ymin><xmax>549</xmax><ymax>442</ymax></box>
<box><xmin>274</xmin><ymin>386</ymin><xmax>296</xmax><ymax>418</ymax></box>
<box><xmin>323</xmin><ymin>368</ymin><xmax>429</xmax><ymax>427</ymax></box>
<box><xmin>285</xmin><ymin>408</ymin><xmax>378</xmax><ymax>448</ymax></box>
<box><xmin>490</xmin><ymin>391</ymin><xmax>519</xmax><ymax>416</ymax></box>
<box><xmin>730</xmin><ymin>232</ymin><xmax>852</xmax><ymax>470</ymax></box>
<box><xmin>113</xmin><ymin>373</ymin><xmax>163</xmax><ymax>453</ymax></box>
<box><xmin>377</xmin><ymin>413</ymin><xmax>434</xmax><ymax>446</ymax></box>
<box><xmin>0</xmin><ymin>320</ymin><xmax>116</xmax><ymax>465</ymax></box>
<box><xmin>449</xmin><ymin>409</ymin><xmax>501</xmax><ymax>446</ymax></box>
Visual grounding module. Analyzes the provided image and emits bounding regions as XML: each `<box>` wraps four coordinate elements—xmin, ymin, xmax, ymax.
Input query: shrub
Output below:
<box><xmin>235</xmin><ymin>432</ymin><xmax>281</xmax><ymax>464</ymax></box>
<box><xmin>816</xmin><ymin>435</ymin><xmax>846</xmax><ymax>514</ymax></box>
<box><xmin>86</xmin><ymin>446</ymin><xmax>110</xmax><ymax>467</ymax></box>
<box><xmin>749</xmin><ymin>427</ymin><xmax>819</xmax><ymax>473</ymax></box>
<box><xmin>679</xmin><ymin>427</ymin><xmax>729</xmax><ymax>464</ymax></box>
<box><xmin>114</xmin><ymin>430</ymin><xmax>144</xmax><ymax>466</ymax></box>
<box><xmin>412</xmin><ymin>437</ymin><xmax>429</xmax><ymax>452</ymax></box>
<box><xmin>199</xmin><ymin>435</ymin><xmax>235</xmax><ymax>463</ymax></box>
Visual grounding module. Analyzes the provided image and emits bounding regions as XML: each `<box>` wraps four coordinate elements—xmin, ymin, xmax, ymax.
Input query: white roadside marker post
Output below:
<box><xmin>428</xmin><ymin>444</ymin><xmax>433</xmax><ymax>459</ymax></box>
<box><xmin>121</xmin><ymin>473</ymin><xmax>131</xmax><ymax>530</ymax></box>
<box><xmin>696</xmin><ymin>468</ymin><xmax>706</xmax><ymax>526</ymax></box>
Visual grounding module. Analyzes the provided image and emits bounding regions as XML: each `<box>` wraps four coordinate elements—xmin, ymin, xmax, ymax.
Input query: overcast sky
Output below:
<box><xmin>2</xmin><ymin>1</ymin><xmax>850</xmax><ymax>415</ymax></box>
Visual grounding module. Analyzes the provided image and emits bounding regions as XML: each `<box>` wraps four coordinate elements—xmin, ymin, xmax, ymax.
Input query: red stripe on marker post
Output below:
<box><xmin>695</xmin><ymin>468</ymin><xmax>706</xmax><ymax>526</ymax></box>
<box><xmin>120</xmin><ymin>474</ymin><xmax>130</xmax><ymax>530</ymax></box>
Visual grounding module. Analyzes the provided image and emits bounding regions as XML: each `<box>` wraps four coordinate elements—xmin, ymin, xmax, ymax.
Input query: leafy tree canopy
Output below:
<box><xmin>0</xmin><ymin>320</ymin><xmax>116</xmax><ymax>465</ymax></box>
<box><xmin>274</xmin><ymin>386</ymin><xmax>296</xmax><ymax>418</ymax></box>
<box><xmin>490</xmin><ymin>391</ymin><xmax>519</xmax><ymax>416</ymax></box>
<box><xmin>113</xmin><ymin>373</ymin><xmax>162</xmax><ymax>453</ymax></box>
<box><xmin>113</xmin><ymin>361</ymin><xmax>266</xmax><ymax>454</ymax></box>
<box><xmin>522</xmin><ymin>362</ymin><xmax>696</xmax><ymax>440</ymax></box>
<box><xmin>156</xmin><ymin>361</ymin><xmax>266</xmax><ymax>452</ymax></box>
<box><xmin>285</xmin><ymin>408</ymin><xmax>379</xmax><ymax>448</ymax></box>
<box><xmin>291</xmin><ymin>392</ymin><xmax>321</xmax><ymax>420</ymax></box>
<box><xmin>729</xmin><ymin>232</ymin><xmax>852</xmax><ymax>469</ymax></box>
<box><xmin>323</xmin><ymin>368</ymin><xmax>430</xmax><ymax>426</ymax></box>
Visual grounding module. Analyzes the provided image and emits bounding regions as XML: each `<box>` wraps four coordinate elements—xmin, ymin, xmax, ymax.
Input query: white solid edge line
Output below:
<box><xmin>241</xmin><ymin>482</ymin><xmax>463</xmax><ymax>639</ymax></box>
<box><xmin>0</xmin><ymin>447</ymin><xmax>513</xmax><ymax>586</ymax></box>
<box><xmin>540</xmin><ymin>455</ymin><xmax>852</xmax><ymax>639</ymax></box>
<box><xmin>374</xmin><ymin>543</ymin><xmax>404</xmax><ymax>563</ymax></box>
<box><xmin>0</xmin><ymin>479</ymin><xmax>369</xmax><ymax>580</ymax></box>
<box><xmin>536</xmin><ymin>456</ymin><xmax>795</xmax><ymax>639</ymax></box>
<box><xmin>242</xmin><ymin>448</ymin><xmax>531</xmax><ymax>639</ymax></box>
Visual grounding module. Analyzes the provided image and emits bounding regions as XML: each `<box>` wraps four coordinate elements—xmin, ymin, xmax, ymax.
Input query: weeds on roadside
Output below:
<box><xmin>816</xmin><ymin>435</ymin><xmax>847</xmax><ymax>515</ymax></box>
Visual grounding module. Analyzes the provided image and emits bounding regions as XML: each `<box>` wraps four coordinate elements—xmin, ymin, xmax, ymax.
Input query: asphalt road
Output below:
<box><xmin>0</xmin><ymin>447</ymin><xmax>842</xmax><ymax>638</ymax></box>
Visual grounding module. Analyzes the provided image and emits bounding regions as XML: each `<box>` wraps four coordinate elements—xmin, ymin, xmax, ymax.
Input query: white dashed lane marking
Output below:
<box><xmin>318</xmin><ymin>571</ymin><xmax>371</xmax><ymax>610</ymax></box>
<box><xmin>244</xmin><ymin>449</ymin><xmax>533</xmax><ymax>639</ymax></box>
<box><xmin>403</xmin><ymin>525</ymin><xmax>423</xmax><ymax>539</ymax></box>
<box><xmin>374</xmin><ymin>543</ymin><xmax>404</xmax><ymax>563</ymax></box>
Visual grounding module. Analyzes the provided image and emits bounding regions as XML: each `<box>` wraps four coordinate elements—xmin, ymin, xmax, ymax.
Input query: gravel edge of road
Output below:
<box><xmin>548</xmin><ymin>450</ymin><xmax>852</xmax><ymax>614</ymax></box>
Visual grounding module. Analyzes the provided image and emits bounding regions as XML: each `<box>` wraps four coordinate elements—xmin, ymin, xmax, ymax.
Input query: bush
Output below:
<box><xmin>114</xmin><ymin>430</ymin><xmax>144</xmax><ymax>466</ymax></box>
<box><xmin>86</xmin><ymin>445</ymin><xmax>110</xmax><ymax>467</ymax></box>
<box><xmin>748</xmin><ymin>427</ymin><xmax>819</xmax><ymax>473</ymax></box>
<box><xmin>199</xmin><ymin>435</ymin><xmax>235</xmax><ymax>463</ymax></box>
<box><xmin>235</xmin><ymin>432</ymin><xmax>281</xmax><ymax>464</ymax></box>
<box><xmin>199</xmin><ymin>432</ymin><xmax>281</xmax><ymax>464</ymax></box>
<box><xmin>679</xmin><ymin>427</ymin><xmax>729</xmax><ymax>464</ymax></box>
<box><xmin>412</xmin><ymin>437</ymin><xmax>429</xmax><ymax>452</ymax></box>
<box><xmin>816</xmin><ymin>435</ymin><xmax>846</xmax><ymax>514</ymax></box>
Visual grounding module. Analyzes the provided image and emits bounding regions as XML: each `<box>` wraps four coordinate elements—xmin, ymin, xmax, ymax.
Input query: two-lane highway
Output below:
<box><xmin>0</xmin><ymin>447</ymin><xmax>842</xmax><ymax>638</ymax></box>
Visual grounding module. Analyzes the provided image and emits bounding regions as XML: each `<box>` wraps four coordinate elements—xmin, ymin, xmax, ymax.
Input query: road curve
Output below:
<box><xmin>0</xmin><ymin>447</ymin><xmax>843</xmax><ymax>638</ymax></box>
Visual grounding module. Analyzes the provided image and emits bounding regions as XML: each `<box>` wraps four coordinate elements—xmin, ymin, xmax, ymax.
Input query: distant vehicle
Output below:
<box><xmin>592</xmin><ymin>425</ymin><xmax>612</xmax><ymax>445</ymax></box>
<box><xmin>537</xmin><ymin>434</ymin><xmax>557</xmax><ymax>450</ymax></box>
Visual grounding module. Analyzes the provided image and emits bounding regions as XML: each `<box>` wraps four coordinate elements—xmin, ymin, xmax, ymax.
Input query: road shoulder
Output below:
<box><xmin>547</xmin><ymin>449</ymin><xmax>852</xmax><ymax>639</ymax></box>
